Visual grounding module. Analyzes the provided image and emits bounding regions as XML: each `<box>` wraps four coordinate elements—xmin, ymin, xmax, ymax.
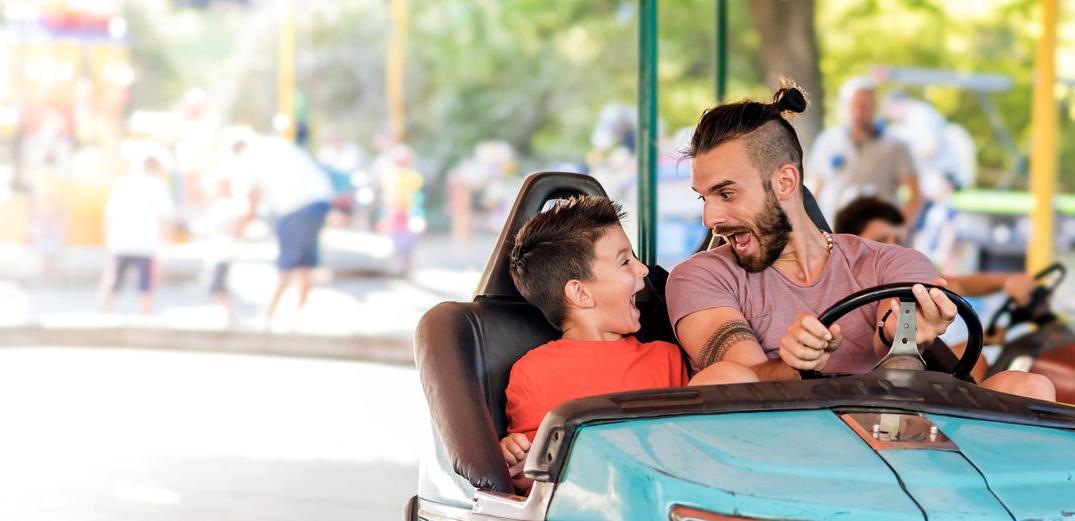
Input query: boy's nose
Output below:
<box><xmin>633</xmin><ymin>258</ymin><xmax>649</xmax><ymax>278</ymax></box>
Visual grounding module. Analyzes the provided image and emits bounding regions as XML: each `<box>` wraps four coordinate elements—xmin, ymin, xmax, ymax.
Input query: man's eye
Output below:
<box><xmin>696</xmin><ymin>195</ymin><xmax>704</xmax><ymax>202</ymax></box>
<box><xmin>720</xmin><ymin>191</ymin><xmax>733</xmax><ymax>200</ymax></box>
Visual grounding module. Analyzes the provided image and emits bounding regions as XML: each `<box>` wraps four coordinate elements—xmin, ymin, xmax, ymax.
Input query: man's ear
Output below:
<box><xmin>564</xmin><ymin>279</ymin><xmax>595</xmax><ymax>309</ymax></box>
<box><xmin>771</xmin><ymin>164</ymin><xmax>801</xmax><ymax>201</ymax></box>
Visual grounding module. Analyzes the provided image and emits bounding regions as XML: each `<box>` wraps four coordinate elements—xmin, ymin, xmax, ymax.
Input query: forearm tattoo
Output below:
<box><xmin>697</xmin><ymin>319</ymin><xmax>759</xmax><ymax>368</ymax></box>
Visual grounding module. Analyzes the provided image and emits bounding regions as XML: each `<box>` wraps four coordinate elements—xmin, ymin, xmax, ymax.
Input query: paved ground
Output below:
<box><xmin>0</xmin><ymin>347</ymin><xmax>428</xmax><ymax>521</ymax></box>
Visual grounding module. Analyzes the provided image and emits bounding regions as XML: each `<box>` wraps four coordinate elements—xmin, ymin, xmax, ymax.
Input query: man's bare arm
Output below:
<box><xmin>677</xmin><ymin>307</ymin><xmax>800</xmax><ymax>381</ymax></box>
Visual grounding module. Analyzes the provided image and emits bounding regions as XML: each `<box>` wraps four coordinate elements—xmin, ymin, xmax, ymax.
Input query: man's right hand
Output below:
<box><xmin>500</xmin><ymin>433</ymin><xmax>530</xmax><ymax>478</ymax></box>
<box><xmin>779</xmin><ymin>313</ymin><xmax>843</xmax><ymax>371</ymax></box>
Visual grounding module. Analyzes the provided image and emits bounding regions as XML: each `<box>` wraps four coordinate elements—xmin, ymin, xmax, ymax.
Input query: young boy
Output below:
<box><xmin>500</xmin><ymin>195</ymin><xmax>755</xmax><ymax>492</ymax></box>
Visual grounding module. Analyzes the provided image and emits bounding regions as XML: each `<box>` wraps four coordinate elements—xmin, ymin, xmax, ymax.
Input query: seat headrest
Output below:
<box><xmin>475</xmin><ymin>172</ymin><xmax>609</xmax><ymax>299</ymax></box>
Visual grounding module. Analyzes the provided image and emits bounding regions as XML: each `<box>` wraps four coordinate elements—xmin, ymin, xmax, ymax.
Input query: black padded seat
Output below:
<box><xmin>414</xmin><ymin>172</ymin><xmax>677</xmax><ymax>493</ymax></box>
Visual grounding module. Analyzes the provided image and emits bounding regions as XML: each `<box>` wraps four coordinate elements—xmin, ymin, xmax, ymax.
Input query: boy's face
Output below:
<box><xmin>579</xmin><ymin>225</ymin><xmax>650</xmax><ymax>335</ymax></box>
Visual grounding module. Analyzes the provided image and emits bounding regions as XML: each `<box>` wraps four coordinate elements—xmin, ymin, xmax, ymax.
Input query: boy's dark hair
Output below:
<box><xmin>687</xmin><ymin>83</ymin><xmax>808</xmax><ymax>187</ymax></box>
<box><xmin>509</xmin><ymin>195</ymin><xmax>626</xmax><ymax>330</ymax></box>
<box><xmin>834</xmin><ymin>196</ymin><xmax>905</xmax><ymax>236</ymax></box>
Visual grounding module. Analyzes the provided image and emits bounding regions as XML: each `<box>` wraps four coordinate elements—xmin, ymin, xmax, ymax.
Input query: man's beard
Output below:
<box><xmin>717</xmin><ymin>189</ymin><xmax>792</xmax><ymax>272</ymax></box>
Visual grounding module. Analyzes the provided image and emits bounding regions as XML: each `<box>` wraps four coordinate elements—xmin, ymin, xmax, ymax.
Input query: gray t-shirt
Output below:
<box><xmin>807</xmin><ymin>129</ymin><xmax>917</xmax><ymax>222</ymax></box>
<box><xmin>666</xmin><ymin>233</ymin><xmax>938</xmax><ymax>373</ymax></box>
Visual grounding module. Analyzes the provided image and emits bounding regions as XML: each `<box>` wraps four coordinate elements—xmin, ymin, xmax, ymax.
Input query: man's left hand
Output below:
<box><xmin>882</xmin><ymin>280</ymin><xmax>957</xmax><ymax>347</ymax></box>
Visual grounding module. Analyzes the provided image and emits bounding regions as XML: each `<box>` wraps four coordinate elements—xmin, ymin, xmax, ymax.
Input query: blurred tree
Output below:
<box><xmin>747</xmin><ymin>0</ymin><xmax>824</xmax><ymax>149</ymax></box>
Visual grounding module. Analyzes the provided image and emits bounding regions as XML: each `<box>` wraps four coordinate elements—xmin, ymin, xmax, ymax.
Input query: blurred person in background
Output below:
<box><xmin>194</xmin><ymin>173</ymin><xmax>246</xmax><ymax>326</ymax></box>
<box><xmin>235</xmin><ymin>131</ymin><xmax>334</xmax><ymax>328</ymax></box>
<box><xmin>835</xmin><ymin>196</ymin><xmax>1036</xmax><ymax>326</ymax></box>
<box><xmin>882</xmin><ymin>92</ymin><xmax>976</xmax><ymax>268</ymax></box>
<box><xmin>100</xmin><ymin>153</ymin><xmax>176</xmax><ymax>314</ymax></box>
<box><xmin>28</xmin><ymin>153</ymin><xmax>68</xmax><ymax>280</ymax></box>
<box><xmin>446</xmin><ymin>141</ymin><xmax>518</xmax><ymax>243</ymax></box>
<box><xmin>806</xmin><ymin>77</ymin><xmax>922</xmax><ymax>225</ymax></box>
<box><xmin>376</xmin><ymin>144</ymin><xmax>425</xmax><ymax>276</ymax></box>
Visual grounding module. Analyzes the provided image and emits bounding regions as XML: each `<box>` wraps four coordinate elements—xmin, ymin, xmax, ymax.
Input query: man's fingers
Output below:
<box><xmin>913</xmin><ymin>284</ymin><xmax>941</xmax><ymax>322</ymax></box>
<box><xmin>798</xmin><ymin>315</ymin><xmax>833</xmax><ymax>341</ymax></box>
<box><xmin>827</xmin><ymin>324</ymin><xmax>843</xmax><ymax>351</ymax></box>
<box><xmin>932</xmin><ymin>288</ymin><xmax>957</xmax><ymax>321</ymax></box>
<box><xmin>795</xmin><ymin>331</ymin><xmax>829</xmax><ymax>350</ymax></box>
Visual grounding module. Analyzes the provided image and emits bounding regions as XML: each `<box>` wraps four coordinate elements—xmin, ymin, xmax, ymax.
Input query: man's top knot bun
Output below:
<box><xmin>772</xmin><ymin>86</ymin><xmax>808</xmax><ymax>115</ymax></box>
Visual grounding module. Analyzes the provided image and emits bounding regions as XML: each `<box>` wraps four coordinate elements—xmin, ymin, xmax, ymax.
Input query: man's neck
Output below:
<box><xmin>771</xmin><ymin>211</ymin><xmax>830</xmax><ymax>285</ymax></box>
<box><xmin>849</xmin><ymin>123</ymin><xmax>874</xmax><ymax>145</ymax></box>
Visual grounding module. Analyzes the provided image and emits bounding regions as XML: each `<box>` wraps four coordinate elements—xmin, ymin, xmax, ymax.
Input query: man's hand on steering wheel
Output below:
<box><xmin>880</xmin><ymin>279</ymin><xmax>958</xmax><ymax>347</ymax></box>
<box><xmin>779</xmin><ymin>314</ymin><xmax>843</xmax><ymax>371</ymax></box>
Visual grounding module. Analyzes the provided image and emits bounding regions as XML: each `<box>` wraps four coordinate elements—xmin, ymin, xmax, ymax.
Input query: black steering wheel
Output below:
<box><xmin>800</xmin><ymin>282</ymin><xmax>983</xmax><ymax>381</ymax></box>
<box><xmin>985</xmin><ymin>263</ymin><xmax>1066</xmax><ymax>338</ymax></box>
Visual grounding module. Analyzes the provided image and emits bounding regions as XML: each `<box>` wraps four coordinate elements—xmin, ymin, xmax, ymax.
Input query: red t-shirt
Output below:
<box><xmin>505</xmin><ymin>336</ymin><xmax>690</xmax><ymax>441</ymax></box>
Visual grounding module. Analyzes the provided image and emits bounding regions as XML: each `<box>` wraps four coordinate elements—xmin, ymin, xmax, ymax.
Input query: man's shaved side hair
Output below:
<box><xmin>687</xmin><ymin>83</ymin><xmax>809</xmax><ymax>186</ymax></box>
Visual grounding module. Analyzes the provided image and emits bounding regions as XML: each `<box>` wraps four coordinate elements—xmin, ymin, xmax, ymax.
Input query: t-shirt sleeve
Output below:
<box><xmin>666</xmin><ymin>255</ymin><xmax>741</xmax><ymax>333</ymax></box>
<box><xmin>875</xmin><ymin>244</ymin><xmax>938</xmax><ymax>285</ymax></box>
<box><xmin>893</xmin><ymin>141</ymin><xmax>918</xmax><ymax>179</ymax></box>
<box><xmin>504</xmin><ymin>361</ymin><xmax>546</xmax><ymax>442</ymax></box>
<box><xmin>659</xmin><ymin>341</ymin><xmax>691</xmax><ymax>387</ymax></box>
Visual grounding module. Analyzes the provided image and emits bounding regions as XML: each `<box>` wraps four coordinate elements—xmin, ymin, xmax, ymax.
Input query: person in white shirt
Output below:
<box><xmin>234</xmin><ymin>133</ymin><xmax>334</xmax><ymax>326</ymax></box>
<box><xmin>806</xmin><ymin>77</ymin><xmax>923</xmax><ymax>224</ymax></box>
<box><xmin>100</xmin><ymin>154</ymin><xmax>176</xmax><ymax>313</ymax></box>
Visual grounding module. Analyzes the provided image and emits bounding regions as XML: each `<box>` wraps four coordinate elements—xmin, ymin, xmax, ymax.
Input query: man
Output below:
<box><xmin>234</xmin><ymin>131</ymin><xmax>335</xmax><ymax>327</ymax></box>
<box><xmin>807</xmin><ymin>77</ymin><xmax>922</xmax><ymax>224</ymax></box>
<box><xmin>665</xmin><ymin>85</ymin><xmax>1053</xmax><ymax>400</ymax></box>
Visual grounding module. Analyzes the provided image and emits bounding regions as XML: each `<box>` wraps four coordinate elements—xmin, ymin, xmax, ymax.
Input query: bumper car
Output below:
<box><xmin>409</xmin><ymin>172</ymin><xmax>1075</xmax><ymax>520</ymax></box>
<box><xmin>985</xmin><ymin>262</ymin><xmax>1075</xmax><ymax>403</ymax></box>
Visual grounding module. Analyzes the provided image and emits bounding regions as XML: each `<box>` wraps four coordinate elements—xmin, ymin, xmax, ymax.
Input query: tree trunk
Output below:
<box><xmin>746</xmin><ymin>0</ymin><xmax>823</xmax><ymax>151</ymax></box>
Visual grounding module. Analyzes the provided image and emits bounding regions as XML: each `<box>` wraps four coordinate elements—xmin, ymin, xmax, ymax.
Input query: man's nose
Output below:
<box><xmin>703</xmin><ymin>203</ymin><xmax>726</xmax><ymax>229</ymax></box>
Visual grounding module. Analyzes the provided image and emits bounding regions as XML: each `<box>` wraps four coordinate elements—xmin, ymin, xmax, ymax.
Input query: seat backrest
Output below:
<box><xmin>695</xmin><ymin>185</ymin><xmax>831</xmax><ymax>252</ymax></box>
<box><xmin>416</xmin><ymin>172</ymin><xmax>617</xmax><ymax>493</ymax></box>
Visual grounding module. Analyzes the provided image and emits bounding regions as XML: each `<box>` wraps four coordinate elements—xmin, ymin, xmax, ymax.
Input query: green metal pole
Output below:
<box><xmin>638</xmin><ymin>0</ymin><xmax>658</xmax><ymax>265</ymax></box>
<box><xmin>715</xmin><ymin>0</ymin><xmax>727</xmax><ymax>102</ymax></box>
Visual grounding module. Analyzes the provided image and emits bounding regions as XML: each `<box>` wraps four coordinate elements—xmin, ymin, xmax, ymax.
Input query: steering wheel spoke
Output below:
<box><xmin>875</xmin><ymin>300</ymin><xmax>925</xmax><ymax>371</ymax></box>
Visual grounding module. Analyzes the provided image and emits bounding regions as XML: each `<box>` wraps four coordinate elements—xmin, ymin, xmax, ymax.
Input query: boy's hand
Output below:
<box><xmin>500</xmin><ymin>433</ymin><xmax>531</xmax><ymax>478</ymax></box>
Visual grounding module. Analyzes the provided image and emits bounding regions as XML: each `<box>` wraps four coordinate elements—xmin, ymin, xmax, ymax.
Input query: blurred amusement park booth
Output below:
<box><xmin>0</xmin><ymin>1</ymin><xmax>131</xmax><ymax>246</ymax></box>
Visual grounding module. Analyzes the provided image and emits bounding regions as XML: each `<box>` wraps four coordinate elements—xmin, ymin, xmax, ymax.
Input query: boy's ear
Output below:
<box><xmin>564</xmin><ymin>279</ymin><xmax>595</xmax><ymax>309</ymax></box>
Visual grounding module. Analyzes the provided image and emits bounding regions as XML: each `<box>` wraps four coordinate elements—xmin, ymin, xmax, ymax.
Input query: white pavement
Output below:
<box><xmin>0</xmin><ymin>346</ymin><xmax>430</xmax><ymax>521</ymax></box>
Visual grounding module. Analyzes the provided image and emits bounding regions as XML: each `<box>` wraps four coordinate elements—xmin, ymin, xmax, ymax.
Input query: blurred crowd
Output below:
<box><xmin>0</xmin><ymin>72</ymin><xmax>1051</xmax><ymax>331</ymax></box>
